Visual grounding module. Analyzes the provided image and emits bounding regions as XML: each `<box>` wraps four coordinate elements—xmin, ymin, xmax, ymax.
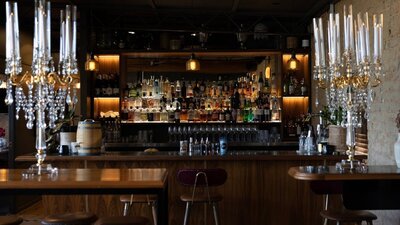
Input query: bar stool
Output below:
<box><xmin>41</xmin><ymin>212</ymin><xmax>97</xmax><ymax>225</ymax></box>
<box><xmin>94</xmin><ymin>216</ymin><xmax>149</xmax><ymax>225</ymax></box>
<box><xmin>119</xmin><ymin>148</ymin><xmax>158</xmax><ymax>225</ymax></box>
<box><xmin>119</xmin><ymin>195</ymin><xmax>157</xmax><ymax>225</ymax></box>
<box><xmin>320</xmin><ymin>209</ymin><xmax>377</xmax><ymax>225</ymax></box>
<box><xmin>0</xmin><ymin>215</ymin><xmax>23</xmax><ymax>225</ymax></box>
<box><xmin>310</xmin><ymin>181</ymin><xmax>377</xmax><ymax>225</ymax></box>
<box><xmin>177</xmin><ymin>168</ymin><xmax>227</xmax><ymax>225</ymax></box>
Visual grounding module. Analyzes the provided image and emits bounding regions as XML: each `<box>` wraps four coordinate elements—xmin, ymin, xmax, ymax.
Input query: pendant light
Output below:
<box><xmin>287</xmin><ymin>52</ymin><xmax>300</xmax><ymax>70</ymax></box>
<box><xmin>85</xmin><ymin>53</ymin><xmax>99</xmax><ymax>72</ymax></box>
<box><xmin>186</xmin><ymin>53</ymin><xmax>200</xmax><ymax>71</ymax></box>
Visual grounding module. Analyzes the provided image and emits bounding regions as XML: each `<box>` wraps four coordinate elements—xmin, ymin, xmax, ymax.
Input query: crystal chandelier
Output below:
<box><xmin>4</xmin><ymin>0</ymin><xmax>79</xmax><ymax>174</ymax></box>
<box><xmin>313</xmin><ymin>5</ymin><xmax>384</xmax><ymax>170</ymax></box>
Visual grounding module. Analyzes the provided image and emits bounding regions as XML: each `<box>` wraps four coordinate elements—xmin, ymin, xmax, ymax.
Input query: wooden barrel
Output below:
<box><xmin>76</xmin><ymin>120</ymin><xmax>102</xmax><ymax>155</ymax></box>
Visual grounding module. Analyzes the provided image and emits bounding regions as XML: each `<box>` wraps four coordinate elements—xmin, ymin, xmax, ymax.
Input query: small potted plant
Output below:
<box><xmin>321</xmin><ymin>106</ymin><xmax>347</xmax><ymax>151</ymax></box>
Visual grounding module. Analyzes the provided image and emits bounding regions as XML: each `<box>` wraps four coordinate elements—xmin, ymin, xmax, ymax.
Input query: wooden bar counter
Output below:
<box><xmin>16</xmin><ymin>151</ymin><xmax>366</xmax><ymax>225</ymax></box>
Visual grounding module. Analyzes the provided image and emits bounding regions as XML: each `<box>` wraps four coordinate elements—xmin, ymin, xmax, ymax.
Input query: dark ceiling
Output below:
<box><xmin>6</xmin><ymin>0</ymin><xmax>334</xmax><ymax>34</ymax></box>
<box><xmin>0</xmin><ymin>0</ymin><xmax>337</xmax><ymax>55</ymax></box>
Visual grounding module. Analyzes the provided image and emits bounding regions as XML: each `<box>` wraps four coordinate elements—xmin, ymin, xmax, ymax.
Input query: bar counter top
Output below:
<box><xmin>16</xmin><ymin>150</ymin><xmax>367</xmax><ymax>162</ymax></box>
<box><xmin>14</xmin><ymin>150</ymin><xmax>367</xmax><ymax>225</ymax></box>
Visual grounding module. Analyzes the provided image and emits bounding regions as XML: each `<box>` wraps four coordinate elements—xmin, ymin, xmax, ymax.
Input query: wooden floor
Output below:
<box><xmin>16</xmin><ymin>200</ymin><xmax>44</xmax><ymax>225</ymax></box>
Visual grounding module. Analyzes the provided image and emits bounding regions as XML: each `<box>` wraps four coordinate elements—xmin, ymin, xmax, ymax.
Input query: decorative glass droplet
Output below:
<box><xmin>26</xmin><ymin>121</ymin><xmax>34</xmax><ymax>129</ymax></box>
<box><xmin>5</xmin><ymin>92</ymin><xmax>13</xmax><ymax>105</ymax></box>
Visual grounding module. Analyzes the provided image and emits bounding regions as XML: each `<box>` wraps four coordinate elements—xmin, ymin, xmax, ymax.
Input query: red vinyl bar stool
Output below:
<box><xmin>311</xmin><ymin>181</ymin><xmax>377</xmax><ymax>225</ymax></box>
<box><xmin>177</xmin><ymin>168</ymin><xmax>227</xmax><ymax>225</ymax></box>
<box><xmin>94</xmin><ymin>216</ymin><xmax>149</xmax><ymax>225</ymax></box>
<box><xmin>119</xmin><ymin>195</ymin><xmax>157</xmax><ymax>225</ymax></box>
<box><xmin>0</xmin><ymin>215</ymin><xmax>23</xmax><ymax>225</ymax></box>
<box><xmin>41</xmin><ymin>212</ymin><xmax>98</xmax><ymax>225</ymax></box>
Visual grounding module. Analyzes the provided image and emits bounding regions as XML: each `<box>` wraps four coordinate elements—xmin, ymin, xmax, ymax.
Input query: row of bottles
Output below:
<box><xmin>124</xmin><ymin>73</ymin><xmax>276</xmax><ymax>101</ymax></box>
<box><xmin>121</xmin><ymin>73</ymin><xmax>281</xmax><ymax>123</ymax></box>
<box><xmin>282</xmin><ymin>72</ymin><xmax>307</xmax><ymax>96</ymax></box>
<box><xmin>94</xmin><ymin>73</ymin><xmax>120</xmax><ymax>97</ymax></box>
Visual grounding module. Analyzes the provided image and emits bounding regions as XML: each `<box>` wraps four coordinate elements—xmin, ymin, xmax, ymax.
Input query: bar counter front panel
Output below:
<box><xmin>16</xmin><ymin>151</ymin><xmax>365</xmax><ymax>225</ymax></box>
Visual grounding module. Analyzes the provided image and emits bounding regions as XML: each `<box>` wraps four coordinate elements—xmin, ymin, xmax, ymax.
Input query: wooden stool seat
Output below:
<box><xmin>320</xmin><ymin>210</ymin><xmax>377</xmax><ymax>224</ymax></box>
<box><xmin>119</xmin><ymin>195</ymin><xmax>157</xmax><ymax>203</ymax></box>
<box><xmin>41</xmin><ymin>212</ymin><xmax>98</xmax><ymax>225</ymax></box>
<box><xmin>94</xmin><ymin>216</ymin><xmax>149</xmax><ymax>225</ymax></box>
<box><xmin>0</xmin><ymin>215</ymin><xmax>23</xmax><ymax>225</ymax></box>
<box><xmin>180</xmin><ymin>193</ymin><xmax>223</xmax><ymax>203</ymax></box>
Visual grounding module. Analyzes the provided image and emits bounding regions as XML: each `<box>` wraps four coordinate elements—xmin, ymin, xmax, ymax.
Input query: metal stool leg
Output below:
<box><xmin>323</xmin><ymin>194</ymin><xmax>329</xmax><ymax>225</ymax></box>
<box><xmin>212</xmin><ymin>202</ymin><xmax>220</xmax><ymax>225</ymax></box>
<box><xmin>123</xmin><ymin>202</ymin><xmax>130</xmax><ymax>216</ymax></box>
<box><xmin>151</xmin><ymin>201</ymin><xmax>158</xmax><ymax>225</ymax></box>
<box><xmin>183</xmin><ymin>202</ymin><xmax>192</xmax><ymax>225</ymax></box>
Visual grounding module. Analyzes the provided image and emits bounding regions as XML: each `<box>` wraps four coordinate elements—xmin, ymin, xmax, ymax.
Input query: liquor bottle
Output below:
<box><xmin>199</xmin><ymin>80</ymin><xmax>206</xmax><ymax>96</ymax></box>
<box><xmin>217</xmin><ymin>76</ymin><xmax>223</xmax><ymax>97</ymax></box>
<box><xmin>164</xmin><ymin>77</ymin><xmax>171</xmax><ymax>98</ymax></box>
<box><xmin>170</xmin><ymin>81</ymin><xmax>176</xmax><ymax>98</ymax></box>
<box><xmin>193</xmin><ymin>81</ymin><xmax>200</xmax><ymax>98</ymax></box>
<box><xmin>175</xmin><ymin>80</ymin><xmax>181</xmax><ymax>98</ymax></box>
<box><xmin>174</xmin><ymin>98</ymin><xmax>181</xmax><ymax>123</ymax></box>
<box><xmin>142</xmin><ymin>79</ymin><xmax>147</xmax><ymax>98</ymax></box>
<box><xmin>181</xmin><ymin>81</ymin><xmax>187</xmax><ymax>99</ymax></box>
<box><xmin>148</xmin><ymin>76</ymin><xmax>154</xmax><ymax>97</ymax></box>
<box><xmin>95</xmin><ymin>74</ymin><xmax>102</xmax><ymax>96</ymax></box>
<box><xmin>106</xmin><ymin>74</ymin><xmax>113</xmax><ymax>96</ymax></box>
<box><xmin>101</xmin><ymin>74</ymin><xmax>108</xmax><ymax>96</ymax></box>
<box><xmin>225</xmin><ymin>107</ymin><xmax>232</xmax><ymax>123</ymax></box>
<box><xmin>186</xmin><ymin>81</ymin><xmax>193</xmax><ymax>98</ymax></box>
<box><xmin>112</xmin><ymin>74</ymin><xmax>119</xmax><ymax>96</ymax></box>
<box><xmin>258</xmin><ymin>72</ymin><xmax>263</xmax><ymax>93</ymax></box>
<box><xmin>300</xmin><ymin>78</ymin><xmax>307</xmax><ymax>96</ymax></box>
<box><xmin>219</xmin><ymin>108</ymin><xmax>225</xmax><ymax>122</ymax></box>
<box><xmin>283</xmin><ymin>74</ymin><xmax>289</xmax><ymax>96</ymax></box>
<box><xmin>288</xmin><ymin>76</ymin><xmax>295</xmax><ymax>95</ymax></box>
<box><xmin>187</xmin><ymin>106</ymin><xmax>195</xmax><ymax>122</ymax></box>
<box><xmin>154</xmin><ymin>77</ymin><xmax>160</xmax><ymax>98</ymax></box>
<box><xmin>223</xmin><ymin>80</ymin><xmax>229</xmax><ymax>97</ymax></box>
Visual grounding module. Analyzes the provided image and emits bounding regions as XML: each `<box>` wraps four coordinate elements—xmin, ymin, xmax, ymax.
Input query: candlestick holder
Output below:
<box><xmin>313</xmin><ymin>5</ymin><xmax>384</xmax><ymax>170</ymax></box>
<box><xmin>4</xmin><ymin>0</ymin><xmax>79</xmax><ymax>175</ymax></box>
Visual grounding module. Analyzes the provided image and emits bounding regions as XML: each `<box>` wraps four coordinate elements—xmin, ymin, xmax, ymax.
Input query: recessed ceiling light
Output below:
<box><xmin>128</xmin><ymin>31</ymin><xmax>135</xmax><ymax>35</ymax></box>
<box><xmin>191</xmin><ymin>33</ymin><xmax>197</xmax><ymax>37</ymax></box>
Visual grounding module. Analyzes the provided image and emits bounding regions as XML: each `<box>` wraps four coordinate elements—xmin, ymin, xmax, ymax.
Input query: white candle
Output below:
<box><xmin>65</xmin><ymin>5</ymin><xmax>71</xmax><ymax>60</ymax></box>
<box><xmin>365</xmin><ymin>12</ymin><xmax>370</xmax><ymax>59</ymax></box>
<box><xmin>349</xmin><ymin>5</ymin><xmax>354</xmax><ymax>51</ymax></box>
<box><xmin>357</xmin><ymin>14</ymin><xmax>365</xmax><ymax>62</ymax></box>
<box><xmin>46</xmin><ymin>1</ymin><xmax>51</xmax><ymax>58</ymax></box>
<box><xmin>318</xmin><ymin>18</ymin><xmax>325</xmax><ymax>66</ymax></box>
<box><xmin>329</xmin><ymin>13</ymin><xmax>335</xmax><ymax>65</ymax></box>
<box><xmin>33</xmin><ymin>0</ymin><xmax>39</xmax><ymax>60</ymax></box>
<box><xmin>379</xmin><ymin>14</ymin><xmax>383</xmax><ymax>58</ymax></box>
<box><xmin>60</xmin><ymin>10</ymin><xmax>64</xmax><ymax>63</ymax></box>
<box><xmin>344</xmin><ymin>5</ymin><xmax>348</xmax><ymax>50</ymax></box>
<box><xmin>335</xmin><ymin>13</ymin><xmax>341</xmax><ymax>64</ymax></box>
<box><xmin>5</xmin><ymin>2</ymin><xmax>12</xmax><ymax>59</ymax></box>
<box><xmin>313</xmin><ymin>18</ymin><xmax>320</xmax><ymax>66</ymax></box>
<box><xmin>39</xmin><ymin>1</ymin><xmax>45</xmax><ymax>58</ymax></box>
<box><xmin>72</xmin><ymin>6</ymin><xmax>77</xmax><ymax>60</ymax></box>
<box><xmin>12</xmin><ymin>2</ymin><xmax>20</xmax><ymax>60</ymax></box>
<box><xmin>373</xmin><ymin>15</ymin><xmax>378</xmax><ymax>62</ymax></box>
